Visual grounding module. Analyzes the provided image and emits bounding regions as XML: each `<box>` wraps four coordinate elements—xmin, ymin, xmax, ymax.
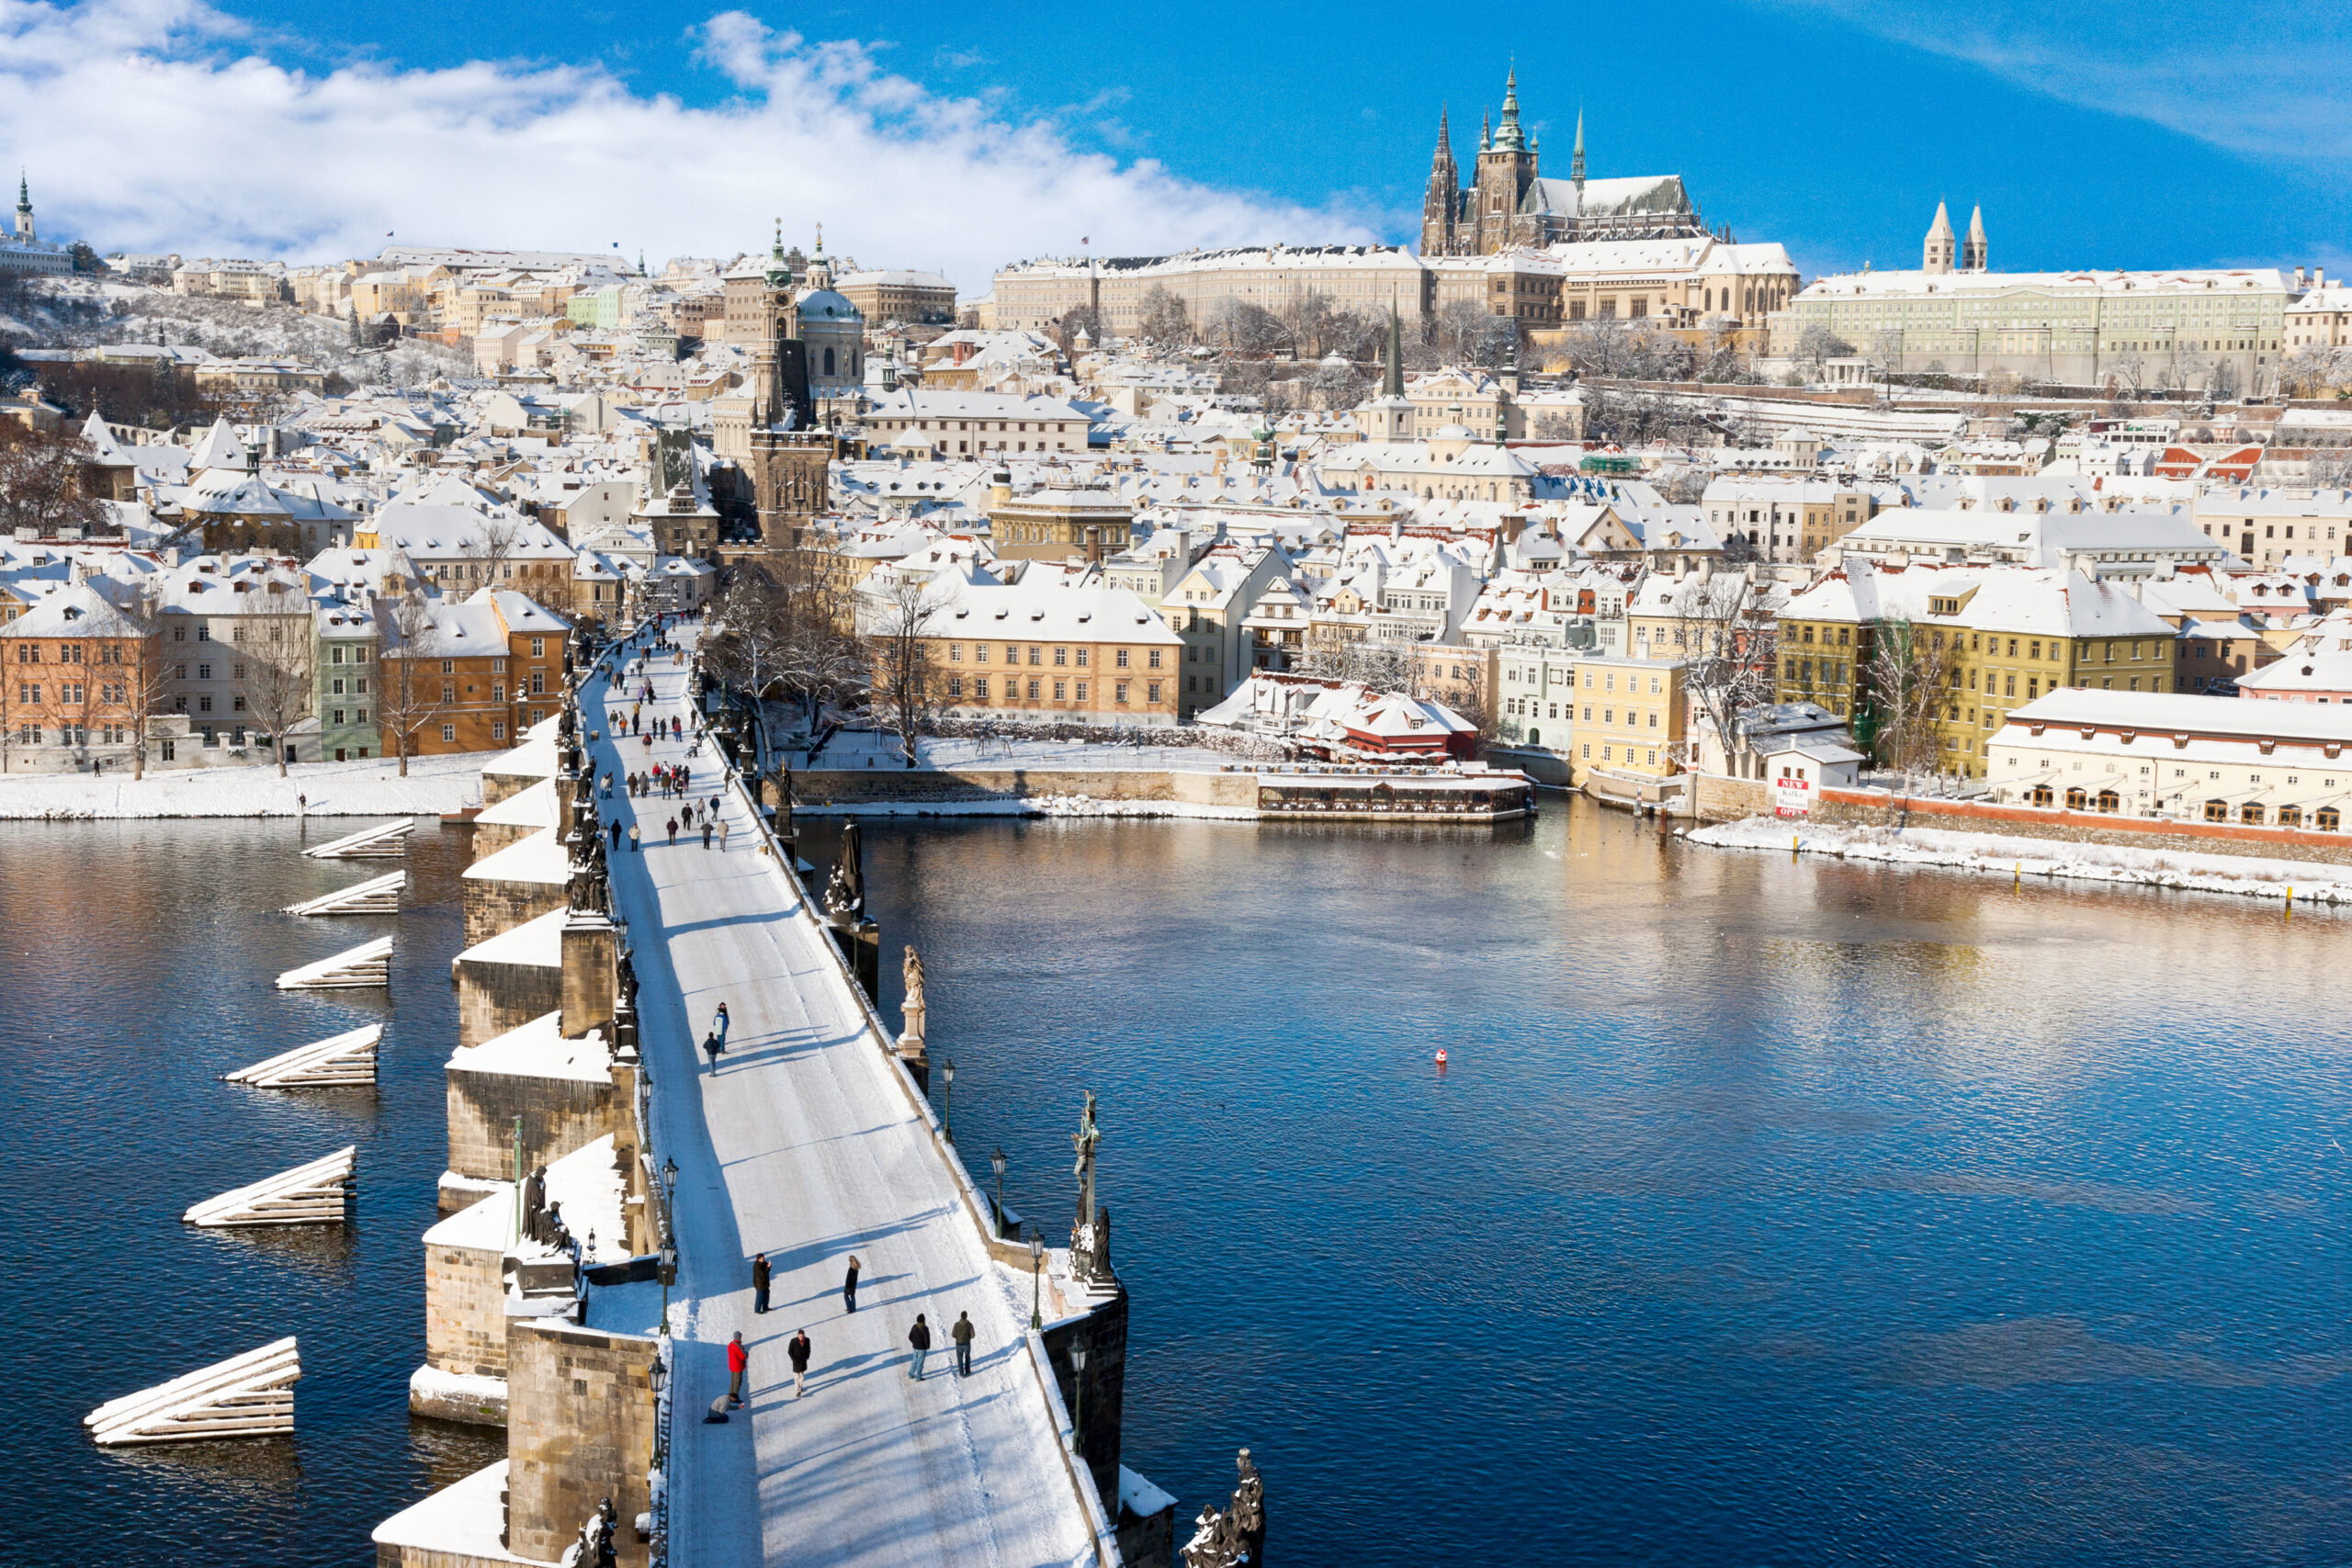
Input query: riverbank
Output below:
<box><xmin>1690</xmin><ymin>814</ymin><xmax>2352</xmax><ymax>905</ymax></box>
<box><xmin>795</xmin><ymin>792</ymin><xmax>1258</xmax><ymax>820</ymax></box>
<box><xmin>0</xmin><ymin>752</ymin><xmax>491</xmax><ymax>819</ymax></box>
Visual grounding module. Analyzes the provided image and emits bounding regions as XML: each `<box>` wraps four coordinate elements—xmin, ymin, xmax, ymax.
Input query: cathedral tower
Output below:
<box><xmin>1962</xmin><ymin>205</ymin><xmax>1988</xmax><ymax>272</ymax></box>
<box><xmin>1420</xmin><ymin>108</ymin><xmax>1461</xmax><ymax>257</ymax></box>
<box><xmin>1472</xmin><ymin>68</ymin><xmax>1538</xmax><ymax>254</ymax></box>
<box><xmin>1923</xmin><ymin>200</ymin><xmax>1957</xmax><ymax>274</ymax></box>
<box><xmin>14</xmin><ymin>173</ymin><xmax>32</xmax><ymax>243</ymax></box>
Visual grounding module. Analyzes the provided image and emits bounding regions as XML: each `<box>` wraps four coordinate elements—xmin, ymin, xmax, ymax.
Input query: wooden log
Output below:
<box><xmin>282</xmin><ymin>870</ymin><xmax>407</xmax><ymax>917</ymax></box>
<box><xmin>85</xmin><ymin>1337</ymin><xmax>301</xmax><ymax>1446</ymax></box>
<box><xmin>275</xmin><ymin>935</ymin><xmax>394</xmax><ymax>990</ymax></box>
<box><xmin>224</xmin><ymin>1025</ymin><xmax>380</xmax><ymax>1089</ymax></box>
<box><xmin>301</xmin><ymin>820</ymin><xmax>414</xmax><ymax>860</ymax></box>
<box><xmin>184</xmin><ymin>1146</ymin><xmax>356</xmax><ymax>1228</ymax></box>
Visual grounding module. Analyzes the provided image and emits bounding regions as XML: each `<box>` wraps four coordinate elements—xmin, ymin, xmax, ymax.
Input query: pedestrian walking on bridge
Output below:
<box><xmin>702</xmin><ymin>820</ymin><xmax>713</xmax><ymax>849</ymax></box>
<box><xmin>952</xmin><ymin>1311</ymin><xmax>976</xmax><ymax>1377</ymax></box>
<box><xmin>752</xmin><ymin>1252</ymin><xmax>771</xmax><ymax>1314</ymax></box>
<box><xmin>908</xmin><ymin>1314</ymin><xmax>932</xmax><ymax>1381</ymax></box>
<box><xmin>666</xmin><ymin>817</ymin><xmax>678</xmax><ymax>845</ymax></box>
<box><xmin>842</xmin><ymin>1256</ymin><xmax>861</xmax><ymax>1313</ymax></box>
<box><xmin>628</xmin><ymin>824</ymin><xmax>640</xmax><ymax>852</ymax></box>
<box><xmin>718</xmin><ymin>818</ymin><xmax>730</xmax><ymax>852</ymax></box>
<box><xmin>788</xmin><ymin>1330</ymin><xmax>811</xmax><ymax>1398</ymax></box>
<box><xmin>727</xmin><ymin>1332</ymin><xmax>749</xmax><ymax>1407</ymax></box>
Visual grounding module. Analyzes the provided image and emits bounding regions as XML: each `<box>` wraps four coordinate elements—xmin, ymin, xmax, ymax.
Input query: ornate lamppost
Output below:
<box><xmin>940</xmin><ymin>1057</ymin><xmax>956</xmax><ymax>1144</ymax></box>
<box><xmin>1029</xmin><ymin>1234</ymin><xmax>1045</xmax><ymax>1330</ymax></box>
<box><xmin>989</xmin><ymin>1146</ymin><xmax>1007</xmax><ymax>1240</ymax></box>
<box><xmin>659</xmin><ymin>1156</ymin><xmax>678</xmax><ymax>1333</ymax></box>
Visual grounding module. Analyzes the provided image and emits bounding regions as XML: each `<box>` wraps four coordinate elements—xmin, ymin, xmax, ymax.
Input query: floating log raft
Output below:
<box><xmin>276</xmin><ymin>935</ymin><xmax>393</xmax><ymax>990</ymax></box>
<box><xmin>184</xmin><ymin>1146</ymin><xmax>357</xmax><ymax>1227</ymax></box>
<box><xmin>302</xmin><ymin>820</ymin><xmax>414</xmax><ymax>860</ymax></box>
<box><xmin>224</xmin><ymin>1025</ymin><xmax>380</xmax><ymax>1089</ymax></box>
<box><xmin>282</xmin><ymin>870</ymin><xmax>407</xmax><ymax>917</ymax></box>
<box><xmin>85</xmin><ymin>1337</ymin><xmax>300</xmax><ymax>1446</ymax></box>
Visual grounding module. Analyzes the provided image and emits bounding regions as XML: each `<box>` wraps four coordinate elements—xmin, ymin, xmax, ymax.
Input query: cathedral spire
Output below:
<box><xmin>1494</xmin><ymin>66</ymin><xmax>1526</xmax><ymax>152</ymax></box>
<box><xmin>1383</xmin><ymin>295</ymin><xmax>1405</xmax><ymax>400</ymax></box>
<box><xmin>1571</xmin><ymin>107</ymin><xmax>1586</xmax><ymax>188</ymax></box>
<box><xmin>1481</xmin><ymin>108</ymin><xmax>1491</xmax><ymax>152</ymax></box>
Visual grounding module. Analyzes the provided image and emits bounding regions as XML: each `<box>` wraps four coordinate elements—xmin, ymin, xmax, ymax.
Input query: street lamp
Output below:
<box><xmin>940</xmin><ymin>1057</ymin><xmax>956</xmax><ymax>1144</ymax></box>
<box><xmin>1029</xmin><ymin>1234</ymin><xmax>1045</xmax><ymax>1331</ymax></box>
<box><xmin>647</xmin><ymin>1351</ymin><xmax>667</xmax><ymax>1470</ymax></box>
<box><xmin>1069</xmin><ymin>1344</ymin><xmax>1089</xmax><ymax>1456</ymax></box>
<box><xmin>989</xmin><ymin>1146</ymin><xmax>1007</xmax><ymax>1240</ymax></box>
<box><xmin>659</xmin><ymin>1157</ymin><xmax>679</xmax><ymax>1333</ymax></box>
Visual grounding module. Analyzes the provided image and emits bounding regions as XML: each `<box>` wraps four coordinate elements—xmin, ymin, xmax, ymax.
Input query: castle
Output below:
<box><xmin>1419</xmin><ymin>71</ymin><xmax>1708</xmax><ymax>256</ymax></box>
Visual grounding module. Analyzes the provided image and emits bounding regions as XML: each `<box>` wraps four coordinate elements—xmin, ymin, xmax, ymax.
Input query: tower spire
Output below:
<box><xmin>1495</xmin><ymin>66</ymin><xmax>1526</xmax><ymax>152</ymax></box>
<box><xmin>1571</xmin><ymin>107</ymin><xmax>1586</xmax><ymax>188</ymax></box>
<box><xmin>1384</xmin><ymin>295</ymin><xmax>1405</xmax><ymax>400</ymax></box>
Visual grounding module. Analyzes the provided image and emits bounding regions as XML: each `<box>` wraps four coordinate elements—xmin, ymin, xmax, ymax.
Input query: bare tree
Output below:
<box><xmin>1793</xmin><ymin>322</ymin><xmax>1855</xmax><ymax>380</ymax></box>
<box><xmin>1136</xmin><ymin>286</ymin><xmax>1190</xmax><ymax>346</ymax></box>
<box><xmin>867</xmin><ymin>571</ymin><xmax>944</xmax><ymax>765</ymax></box>
<box><xmin>119</xmin><ymin>590</ymin><xmax>176</xmax><ymax>781</ymax></box>
<box><xmin>0</xmin><ymin>424</ymin><xmax>109</xmax><ymax>537</ymax></box>
<box><xmin>242</xmin><ymin>616</ymin><xmax>313</xmax><ymax>776</ymax></box>
<box><xmin>462</xmin><ymin>511</ymin><xmax>527</xmax><ymax>592</ymax></box>
<box><xmin>1210</xmin><ymin>300</ymin><xmax>1292</xmax><ymax>358</ymax></box>
<box><xmin>376</xmin><ymin>589</ymin><xmax>447</xmax><ymax>777</ymax></box>
<box><xmin>1860</xmin><ymin>616</ymin><xmax>1961</xmax><ymax>776</ymax></box>
<box><xmin>1671</xmin><ymin>570</ymin><xmax>1780</xmax><ymax>773</ymax></box>
<box><xmin>1303</xmin><ymin>360</ymin><xmax>1369</xmax><ymax>412</ymax></box>
<box><xmin>1296</xmin><ymin>627</ymin><xmax>1415</xmax><ymax>694</ymax></box>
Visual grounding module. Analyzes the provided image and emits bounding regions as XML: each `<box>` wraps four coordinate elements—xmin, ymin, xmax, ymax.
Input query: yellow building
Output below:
<box><xmin>1566</xmin><ymin>654</ymin><xmax>1688</xmax><ymax>785</ymax></box>
<box><xmin>1775</xmin><ymin>562</ymin><xmax>2178</xmax><ymax>776</ymax></box>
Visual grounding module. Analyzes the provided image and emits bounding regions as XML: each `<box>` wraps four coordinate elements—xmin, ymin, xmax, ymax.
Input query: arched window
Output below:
<box><xmin>2096</xmin><ymin>789</ymin><xmax>2120</xmax><ymax>814</ymax></box>
<box><xmin>2277</xmin><ymin>805</ymin><xmax>2302</xmax><ymax>829</ymax></box>
<box><xmin>2240</xmin><ymin>801</ymin><xmax>2266</xmax><ymax>826</ymax></box>
<box><xmin>2318</xmin><ymin>807</ymin><xmax>2340</xmax><ymax>831</ymax></box>
<box><xmin>2030</xmin><ymin>784</ymin><xmax>2054</xmax><ymax>807</ymax></box>
<box><xmin>2064</xmin><ymin>787</ymin><xmax>2087</xmax><ymax>810</ymax></box>
<box><xmin>822</xmin><ymin>346</ymin><xmax>836</xmax><ymax>377</ymax></box>
<box><xmin>2203</xmin><ymin>799</ymin><xmax>2230</xmax><ymax>822</ymax></box>
<box><xmin>1527</xmin><ymin>728</ymin><xmax>1540</xmax><ymax>746</ymax></box>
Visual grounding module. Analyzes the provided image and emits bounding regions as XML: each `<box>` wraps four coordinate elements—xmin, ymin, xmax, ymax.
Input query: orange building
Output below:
<box><xmin>377</xmin><ymin>588</ymin><xmax>571</xmax><ymax>758</ymax></box>
<box><xmin>0</xmin><ymin>582</ymin><xmax>164</xmax><ymax>773</ymax></box>
<box><xmin>921</xmin><ymin>583</ymin><xmax>1182</xmax><ymax>726</ymax></box>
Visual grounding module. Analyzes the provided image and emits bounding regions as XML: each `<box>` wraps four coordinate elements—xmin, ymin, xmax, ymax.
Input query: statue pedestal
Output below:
<box><xmin>896</xmin><ymin>1034</ymin><xmax>930</xmax><ymax>1095</ymax></box>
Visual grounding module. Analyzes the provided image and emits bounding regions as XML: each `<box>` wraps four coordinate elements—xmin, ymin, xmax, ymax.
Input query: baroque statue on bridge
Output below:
<box><xmin>899</xmin><ymin>946</ymin><xmax>926</xmax><ymax>1049</ymax></box>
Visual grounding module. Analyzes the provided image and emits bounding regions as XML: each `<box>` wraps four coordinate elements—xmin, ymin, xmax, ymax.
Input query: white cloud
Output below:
<box><xmin>0</xmin><ymin>0</ymin><xmax>1383</xmax><ymax>288</ymax></box>
<box><xmin>1758</xmin><ymin>0</ymin><xmax>2352</xmax><ymax>168</ymax></box>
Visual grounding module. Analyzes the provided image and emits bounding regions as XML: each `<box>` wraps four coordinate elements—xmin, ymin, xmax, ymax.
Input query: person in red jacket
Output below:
<box><xmin>727</xmin><ymin>1331</ymin><xmax>749</xmax><ymax>1407</ymax></box>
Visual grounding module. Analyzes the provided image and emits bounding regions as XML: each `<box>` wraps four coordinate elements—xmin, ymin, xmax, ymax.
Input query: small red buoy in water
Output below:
<box><xmin>1434</xmin><ymin>1048</ymin><xmax>1449</xmax><ymax>1067</ymax></box>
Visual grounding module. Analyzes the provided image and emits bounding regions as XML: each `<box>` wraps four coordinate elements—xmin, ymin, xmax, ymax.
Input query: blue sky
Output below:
<box><xmin>6</xmin><ymin>0</ymin><xmax>2346</xmax><ymax>287</ymax></box>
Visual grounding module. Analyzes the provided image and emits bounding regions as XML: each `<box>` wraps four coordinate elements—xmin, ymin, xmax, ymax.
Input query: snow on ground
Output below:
<box><xmin>0</xmin><ymin>751</ymin><xmax>490</xmax><ymax>819</ymax></box>
<box><xmin>592</xmin><ymin>637</ymin><xmax>1100</xmax><ymax>1568</ymax></box>
<box><xmin>1690</xmin><ymin>814</ymin><xmax>2352</xmax><ymax>906</ymax></box>
<box><xmin>795</xmin><ymin>791</ymin><xmax>1255</xmax><ymax>820</ymax></box>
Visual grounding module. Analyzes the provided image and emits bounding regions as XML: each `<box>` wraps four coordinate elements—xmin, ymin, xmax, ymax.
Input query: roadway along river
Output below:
<box><xmin>3</xmin><ymin>799</ymin><xmax>2346</xmax><ymax>1564</ymax></box>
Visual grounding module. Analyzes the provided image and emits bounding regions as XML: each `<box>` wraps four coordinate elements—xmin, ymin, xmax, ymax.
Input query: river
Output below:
<box><xmin>4</xmin><ymin>801</ymin><xmax>2346</xmax><ymax>1564</ymax></box>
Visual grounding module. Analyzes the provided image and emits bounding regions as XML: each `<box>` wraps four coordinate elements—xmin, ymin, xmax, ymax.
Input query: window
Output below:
<box><xmin>530</xmin><ymin>637</ymin><xmax>544</xmax><ymax>658</ymax></box>
<box><xmin>530</xmin><ymin>671</ymin><xmax>545</xmax><ymax>694</ymax></box>
<box><xmin>441</xmin><ymin>724</ymin><xmax>457</xmax><ymax>743</ymax></box>
<box><xmin>948</xmin><ymin>676</ymin><xmax>964</xmax><ymax>698</ymax></box>
<box><xmin>975</xmin><ymin>678</ymin><xmax>989</xmax><ymax>700</ymax></box>
<box><xmin>492</xmin><ymin>720</ymin><xmax>506</xmax><ymax>740</ymax></box>
<box><xmin>950</xmin><ymin>644</ymin><xmax>963</xmax><ymax>662</ymax></box>
<box><xmin>1148</xmin><ymin>649</ymin><xmax>1163</xmax><ymax>669</ymax></box>
<box><xmin>1148</xmin><ymin>682</ymin><xmax>1161</xmax><ymax>703</ymax></box>
<box><xmin>198</xmin><ymin>663</ymin><xmax>211</xmax><ymax>681</ymax></box>
<box><xmin>1075</xmin><ymin>648</ymin><xmax>1089</xmax><ymax>667</ymax></box>
<box><xmin>492</xmin><ymin>683</ymin><xmax>505</xmax><ymax>703</ymax></box>
<box><xmin>1115</xmin><ymin>682</ymin><xmax>1129</xmax><ymax>705</ymax></box>
<box><xmin>1075</xmin><ymin>682</ymin><xmax>1088</xmax><ymax>701</ymax></box>
<box><xmin>1027</xmin><ymin>680</ymin><xmax>1040</xmax><ymax>700</ymax></box>
<box><xmin>1116</xmin><ymin>649</ymin><xmax>1130</xmax><ymax>668</ymax></box>
<box><xmin>2204</xmin><ymin>799</ymin><xmax>2230</xmax><ymax>822</ymax></box>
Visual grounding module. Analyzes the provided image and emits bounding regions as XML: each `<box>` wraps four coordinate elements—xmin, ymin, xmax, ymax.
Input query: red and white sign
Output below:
<box><xmin>1773</xmin><ymin>777</ymin><xmax>1814</xmax><ymax>818</ymax></box>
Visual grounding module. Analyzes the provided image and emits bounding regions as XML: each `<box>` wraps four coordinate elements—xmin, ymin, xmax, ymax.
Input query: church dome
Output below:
<box><xmin>796</xmin><ymin>287</ymin><xmax>861</xmax><ymax>321</ymax></box>
<box><xmin>1431</xmin><ymin>423</ymin><xmax>1477</xmax><ymax>441</ymax></box>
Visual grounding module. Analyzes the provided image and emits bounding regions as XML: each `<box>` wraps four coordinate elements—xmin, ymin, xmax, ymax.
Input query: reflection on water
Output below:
<box><xmin>824</xmin><ymin>799</ymin><xmax>2352</xmax><ymax>1567</ymax></box>
<box><xmin>0</xmin><ymin>819</ymin><xmax>502</xmax><ymax>1568</ymax></box>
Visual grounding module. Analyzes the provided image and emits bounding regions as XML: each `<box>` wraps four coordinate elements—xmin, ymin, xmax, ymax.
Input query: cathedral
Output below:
<box><xmin>1419</xmin><ymin>71</ymin><xmax>1708</xmax><ymax>256</ymax></box>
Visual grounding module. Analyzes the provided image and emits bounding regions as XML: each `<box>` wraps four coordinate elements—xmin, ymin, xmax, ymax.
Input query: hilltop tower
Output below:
<box><xmin>1962</xmin><ymin>204</ymin><xmax>1988</xmax><ymax>272</ymax></box>
<box><xmin>14</xmin><ymin>173</ymin><xmax>32</xmax><ymax>242</ymax></box>
<box><xmin>1419</xmin><ymin>108</ymin><xmax>1461</xmax><ymax>257</ymax></box>
<box><xmin>1471</xmin><ymin>68</ymin><xmax>1539</xmax><ymax>254</ymax></box>
<box><xmin>1923</xmin><ymin>200</ymin><xmax>1957</xmax><ymax>274</ymax></box>
<box><xmin>1360</xmin><ymin>297</ymin><xmax>1416</xmax><ymax>443</ymax></box>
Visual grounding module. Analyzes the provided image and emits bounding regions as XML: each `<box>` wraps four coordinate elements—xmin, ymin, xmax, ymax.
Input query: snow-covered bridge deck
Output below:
<box><xmin>586</xmin><ymin>641</ymin><xmax>1101</xmax><ymax>1568</ymax></box>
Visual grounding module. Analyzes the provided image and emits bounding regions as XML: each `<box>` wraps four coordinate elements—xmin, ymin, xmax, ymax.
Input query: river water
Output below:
<box><xmin>4</xmin><ymin>802</ymin><xmax>2346</xmax><ymax>1564</ymax></box>
<box><xmin>0</xmin><ymin>819</ymin><xmax>500</xmax><ymax>1566</ymax></box>
<box><xmin>829</xmin><ymin>802</ymin><xmax>2351</xmax><ymax>1567</ymax></box>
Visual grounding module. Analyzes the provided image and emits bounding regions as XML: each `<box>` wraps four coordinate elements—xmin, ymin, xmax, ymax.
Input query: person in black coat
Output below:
<box><xmin>842</xmin><ymin>1255</ymin><xmax>861</xmax><ymax>1313</ymax></box>
<box><xmin>788</xmin><ymin>1329</ymin><xmax>812</xmax><ymax>1398</ymax></box>
<box><xmin>907</xmin><ymin>1314</ymin><xmax>933</xmax><ymax>1381</ymax></box>
<box><xmin>752</xmin><ymin>1252</ymin><xmax>771</xmax><ymax>1314</ymax></box>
